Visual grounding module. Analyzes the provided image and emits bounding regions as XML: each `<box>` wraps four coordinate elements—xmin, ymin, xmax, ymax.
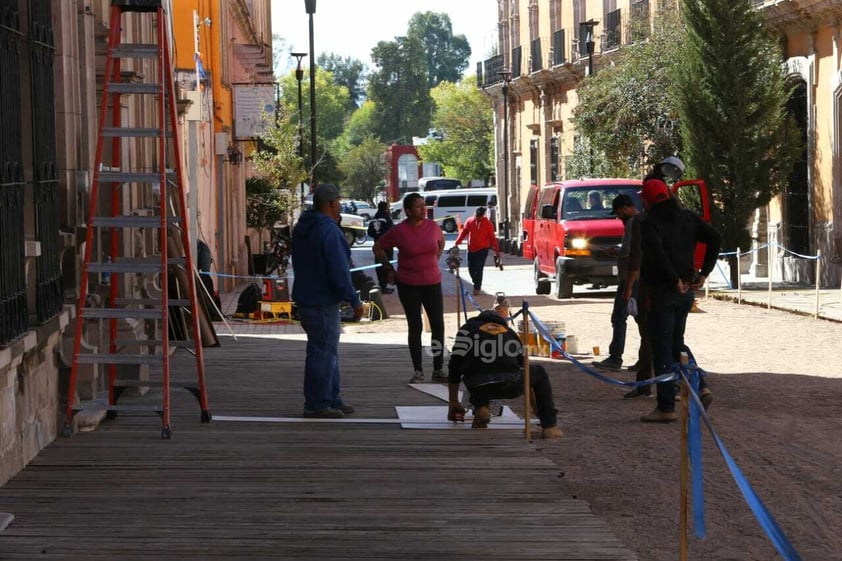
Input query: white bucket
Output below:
<box><xmin>566</xmin><ymin>334</ymin><xmax>578</xmax><ymax>354</ymax></box>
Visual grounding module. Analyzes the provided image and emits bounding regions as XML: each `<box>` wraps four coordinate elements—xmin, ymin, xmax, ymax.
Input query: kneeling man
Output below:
<box><xmin>447</xmin><ymin>298</ymin><xmax>562</xmax><ymax>439</ymax></box>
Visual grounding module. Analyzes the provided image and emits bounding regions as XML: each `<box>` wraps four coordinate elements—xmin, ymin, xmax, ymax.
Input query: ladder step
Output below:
<box><xmin>74</xmin><ymin>403</ymin><xmax>163</xmax><ymax>415</ymax></box>
<box><xmin>82</xmin><ymin>309</ymin><xmax>164</xmax><ymax>320</ymax></box>
<box><xmin>113</xmin><ymin>0</ymin><xmax>164</xmax><ymax>13</ymax></box>
<box><xmin>75</xmin><ymin>353</ymin><xmax>164</xmax><ymax>365</ymax></box>
<box><xmin>102</xmin><ymin>126</ymin><xmax>169</xmax><ymax>138</ymax></box>
<box><xmin>88</xmin><ymin>257</ymin><xmax>186</xmax><ymax>274</ymax></box>
<box><xmin>111</xmin><ymin>44</ymin><xmax>160</xmax><ymax>59</ymax></box>
<box><xmin>98</xmin><ymin>171</ymin><xmax>176</xmax><ymax>184</ymax></box>
<box><xmin>114</xmin><ymin>298</ymin><xmax>191</xmax><ymax>307</ymax></box>
<box><xmin>107</xmin><ymin>82</ymin><xmax>161</xmax><ymax>95</ymax></box>
<box><xmin>113</xmin><ymin>380</ymin><xmax>198</xmax><ymax>389</ymax></box>
<box><xmin>91</xmin><ymin>216</ymin><xmax>180</xmax><ymax>228</ymax></box>
<box><xmin>113</xmin><ymin>339</ymin><xmax>195</xmax><ymax>347</ymax></box>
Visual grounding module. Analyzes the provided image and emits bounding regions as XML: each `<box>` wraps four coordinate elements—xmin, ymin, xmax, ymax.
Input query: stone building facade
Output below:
<box><xmin>0</xmin><ymin>0</ymin><xmax>271</xmax><ymax>486</ymax></box>
<box><xmin>481</xmin><ymin>0</ymin><xmax>842</xmax><ymax>287</ymax></box>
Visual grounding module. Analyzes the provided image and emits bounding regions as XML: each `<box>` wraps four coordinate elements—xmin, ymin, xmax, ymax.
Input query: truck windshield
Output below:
<box><xmin>562</xmin><ymin>185</ymin><xmax>642</xmax><ymax>220</ymax></box>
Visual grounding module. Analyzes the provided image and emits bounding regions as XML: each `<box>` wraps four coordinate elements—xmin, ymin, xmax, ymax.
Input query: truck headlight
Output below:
<box><xmin>566</xmin><ymin>237</ymin><xmax>590</xmax><ymax>256</ymax></box>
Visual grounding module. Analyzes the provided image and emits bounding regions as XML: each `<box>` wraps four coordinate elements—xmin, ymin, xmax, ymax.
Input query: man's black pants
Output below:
<box><xmin>468</xmin><ymin>364</ymin><xmax>558</xmax><ymax>428</ymax></box>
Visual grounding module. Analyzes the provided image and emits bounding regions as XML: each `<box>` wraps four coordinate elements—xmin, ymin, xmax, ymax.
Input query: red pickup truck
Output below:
<box><xmin>530</xmin><ymin>178</ymin><xmax>710</xmax><ymax>298</ymax></box>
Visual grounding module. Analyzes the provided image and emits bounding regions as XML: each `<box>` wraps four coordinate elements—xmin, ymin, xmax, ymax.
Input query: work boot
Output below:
<box><xmin>431</xmin><ymin>369</ymin><xmax>448</xmax><ymax>382</ymax></box>
<box><xmin>408</xmin><ymin>370</ymin><xmax>424</xmax><ymax>384</ymax></box>
<box><xmin>472</xmin><ymin>405</ymin><xmax>491</xmax><ymax>429</ymax></box>
<box><xmin>640</xmin><ymin>408</ymin><xmax>677</xmax><ymax>423</ymax></box>
<box><xmin>594</xmin><ymin>356</ymin><xmax>623</xmax><ymax>371</ymax></box>
<box><xmin>623</xmin><ymin>387</ymin><xmax>652</xmax><ymax>399</ymax></box>
<box><xmin>302</xmin><ymin>408</ymin><xmax>344</xmax><ymax>419</ymax></box>
<box><xmin>541</xmin><ymin>426</ymin><xmax>564</xmax><ymax>439</ymax></box>
<box><xmin>337</xmin><ymin>404</ymin><xmax>355</xmax><ymax>415</ymax></box>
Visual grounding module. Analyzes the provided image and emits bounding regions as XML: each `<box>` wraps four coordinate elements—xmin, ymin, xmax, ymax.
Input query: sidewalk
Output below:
<box><xmin>706</xmin><ymin>272</ymin><xmax>842</xmax><ymax>322</ymax></box>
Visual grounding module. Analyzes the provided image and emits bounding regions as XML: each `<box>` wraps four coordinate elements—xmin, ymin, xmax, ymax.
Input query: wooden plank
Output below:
<box><xmin>0</xmin><ymin>335</ymin><xmax>637</xmax><ymax>561</ymax></box>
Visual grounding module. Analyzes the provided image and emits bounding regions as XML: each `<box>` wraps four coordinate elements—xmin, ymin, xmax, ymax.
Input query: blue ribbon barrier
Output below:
<box><xmin>684</xmin><ymin>366</ymin><xmax>706</xmax><ymax>539</ymax></box>
<box><xmin>526</xmin><ymin>308</ymin><xmax>677</xmax><ymax>388</ymax></box>
<box><xmin>677</xmin><ymin>364</ymin><xmax>802</xmax><ymax>560</ymax></box>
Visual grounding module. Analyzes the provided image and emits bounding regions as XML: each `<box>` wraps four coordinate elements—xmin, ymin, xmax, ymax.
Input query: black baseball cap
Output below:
<box><xmin>609</xmin><ymin>194</ymin><xmax>635</xmax><ymax>215</ymax></box>
<box><xmin>475</xmin><ymin>206</ymin><xmax>486</xmax><ymax>215</ymax></box>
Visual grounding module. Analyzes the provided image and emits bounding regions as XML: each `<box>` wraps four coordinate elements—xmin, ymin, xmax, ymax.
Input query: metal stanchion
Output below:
<box><xmin>737</xmin><ymin>247</ymin><xmax>742</xmax><ymax>304</ymax></box>
<box><xmin>815</xmin><ymin>249</ymin><xmax>821</xmax><ymax>319</ymax></box>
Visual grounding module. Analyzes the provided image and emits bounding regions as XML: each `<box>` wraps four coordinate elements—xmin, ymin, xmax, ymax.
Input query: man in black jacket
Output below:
<box><xmin>367</xmin><ymin>201</ymin><xmax>395</xmax><ymax>293</ymax></box>
<box><xmin>446</xmin><ymin>298</ymin><xmax>562</xmax><ymax>438</ymax></box>
<box><xmin>638</xmin><ymin>178</ymin><xmax>721</xmax><ymax>422</ymax></box>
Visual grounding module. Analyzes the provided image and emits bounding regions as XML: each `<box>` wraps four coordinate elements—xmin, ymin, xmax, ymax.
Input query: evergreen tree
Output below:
<box><xmin>675</xmin><ymin>0</ymin><xmax>801</xmax><ymax>284</ymax></box>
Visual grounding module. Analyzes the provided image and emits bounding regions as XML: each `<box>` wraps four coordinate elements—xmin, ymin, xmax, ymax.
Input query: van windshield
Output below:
<box><xmin>562</xmin><ymin>185</ymin><xmax>642</xmax><ymax>220</ymax></box>
<box><xmin>421</xmin><ymin>178</ymin><xmax>462</xmax><ymax>191</ymax></box>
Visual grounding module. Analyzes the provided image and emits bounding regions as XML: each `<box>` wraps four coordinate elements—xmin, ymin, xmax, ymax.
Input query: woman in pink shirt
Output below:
<box><xmin>373</xmin><ymin>193</ymin><xmax>446</xmax><ymax>383</ymax></box>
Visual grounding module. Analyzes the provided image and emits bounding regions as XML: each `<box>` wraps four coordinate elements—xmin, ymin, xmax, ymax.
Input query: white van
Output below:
<box><xmin>427</xmin><ymin>188</ymin><xmax>497</xmax><ymax>233</ymax></box>
<box><xmin>417</xmin><ymin>176</ymin><xmax>463</xmax><ymax>192</ymax></box>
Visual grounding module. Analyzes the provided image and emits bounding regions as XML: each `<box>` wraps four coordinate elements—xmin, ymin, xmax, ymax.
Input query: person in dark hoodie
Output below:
<box><xmin>291</xmin><ymin>183</ymin><xmax>363</xmax><ymax>419</ymax></box>
<box><xmin>446</xmin><ymin>297</ymin><xmax>562</xmax><ymax>439</ymax></box>
<box><xmin>637</xmin><ymin>178</ymin><xmax>721</xmax><ymax>423</ymax></box>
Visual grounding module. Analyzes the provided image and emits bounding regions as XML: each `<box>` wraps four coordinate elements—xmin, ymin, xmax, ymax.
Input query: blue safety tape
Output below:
<box><xmin>772</xmin><ymin>242</ymin><xmax>819</xmax><ymax>260</ymax></box>
<box><xmin>678</xmin><ymin>365</ymin><xmax>802</xmax><ymax>561</ymax></box>
<box><xmin>526</xmin><ymin>308</ymin><xmax>678</xmax><ymax>386</ymax></box>
<box><xmin>685</xmin><ymin>367</ymin><xmax>706</xmax><ymax>539</ymax></box>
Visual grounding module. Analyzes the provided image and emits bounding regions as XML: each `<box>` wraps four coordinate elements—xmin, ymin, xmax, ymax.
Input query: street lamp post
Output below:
<box><xmin>498</xmin><ymin>70</ymin><xmax>512</xmax><ymax>241</ymax></box>
<box><xmin>583</xmin><ymin>19</ymin><xmax>599</xmax><ymax>77</ymax></box>
<box><xmin>305</xmin><ymin>0</ymin><xmax>317</xmax><ymax>188</ymax></box>
<box><xmin>291</xmin><ymin>52</ymin><xmax>307</xmax><ymax>202</ymax></box>
<box><xmin>582</xmin><ymin>19</ymin><xmax>599</xmax><ymax>174</ymax></box>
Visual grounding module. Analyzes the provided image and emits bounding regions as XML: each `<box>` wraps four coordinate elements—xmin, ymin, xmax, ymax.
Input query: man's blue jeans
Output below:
<box><xmin>608</xmin><ymin>280</ymin><xmax>630</xmax><ymax>360</ymax></box>
<box><xmin>298</xmin><ymin>304</ymin><xmax>345</xmax><ymax>412</ymax></box>
<box><xmin>467</xmin><ymin>248</ymin><xmax>490</xmax><ymax>290</ymax></box>
<box><xmin>647</xmin><ymin>289</ymin><xmax>694</xmax><ymax>412</ymax></box>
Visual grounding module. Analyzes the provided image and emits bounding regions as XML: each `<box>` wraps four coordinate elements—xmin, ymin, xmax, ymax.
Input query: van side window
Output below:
<box><xmin>425</xmin><ymin>195</ymin><xmax>437</xmax><ymax>206</ymax></box>
<box><xmin>466</xmin><ymin>195</ymin><xmax>488</xmax><ymax>206</ymax></box>
<box><xmin>437</xmin><ymin>195</ymin><xmax>467</xmax><ymax>207</ymax></box>
<box><xmin>523</xmin><ymin>189</ymin><xmax>537</xmax><ymax>219</ymax></box>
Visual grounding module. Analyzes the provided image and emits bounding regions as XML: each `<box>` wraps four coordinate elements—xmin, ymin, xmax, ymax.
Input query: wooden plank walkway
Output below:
<box><xmin>0</xmin><ymin>331</ymin><xmax>637</xmax><ymax>560</ymax></box>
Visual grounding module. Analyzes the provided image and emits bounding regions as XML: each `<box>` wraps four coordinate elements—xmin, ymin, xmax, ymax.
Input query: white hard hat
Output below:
<box><xmin>660</xmin><ymin>156</ymin><xmax>686</xmax><ymax>181</ymax></box>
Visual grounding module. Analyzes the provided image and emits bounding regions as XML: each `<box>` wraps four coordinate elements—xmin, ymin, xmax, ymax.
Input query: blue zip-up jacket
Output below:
<box><xmin>291</xmin><ymin>210</ymin><xmax>362</xmax><ymax>308</ymax></box>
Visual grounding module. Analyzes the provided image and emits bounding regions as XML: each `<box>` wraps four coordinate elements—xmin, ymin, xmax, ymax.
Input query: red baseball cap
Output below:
<box><xmin>640</xmin><ymin>178</ymin><xmax>670</xmax><ymax>206</ymax></box>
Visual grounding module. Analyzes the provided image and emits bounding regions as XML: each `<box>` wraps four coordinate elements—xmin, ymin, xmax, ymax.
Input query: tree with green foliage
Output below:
<box><xmin>338</xmin><ymin>136</ymin><xmax>387</xmax><ymax>202</ymax></box>
<box><xmin>318</xmin><ymin>53</ymin><xmax>367</xmax><ymax>111</ymax></box>
<box><xmin>417</xmin><ymin>76</ymin><xmax>493</xmax><ymax>184</ymax></box>
<box><xmin>333</xmin><ymin>100</ymin><xmax>379</xmax><ymax>155</ymax></box>
<box><xmin>675</xmin><ymin>0</ymin><xmax>801</xmax><ymax>285</ymax></box>
<box><xmin>407</xmin><ymin>12</ymin><xmax>471</xmax><ymax>87</ymax></box>
<box><xmin>245</xmin><ymin>176</ymin><xmax>295</xmax><ymax>247</ymax></box>
<box><xmin>368</xmin><ymin>36</ymin><xmax>432</xmax><ymax>143</ymax></box>
<box><xmin>570</xmin><ymin>5</ymin><xmax>684</xmax><ymax>178</ymax></box>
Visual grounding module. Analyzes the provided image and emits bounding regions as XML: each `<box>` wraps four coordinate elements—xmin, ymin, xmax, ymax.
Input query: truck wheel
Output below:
<box><xmin>343</xmin><ymin>229</ymin><xmax>355</xmax><ymax>246</ymax></box>
<box><xmin>534</xmin><ymin>258</ymin><xmax>550</xmax><ymax>295</ymax></box>
<box><xmin>355</xmin><ymin>232</ymin><xmax>367</xmax><ymax>244</ymax></box>
<box><xmin>555</xmin><ymin>261</ymin><xmax>574</xmax><ymax>299</ymax></box>
<box><xmin>443</xmin><ymin>218</ymin><xmax>457</xmax><ymax>233</ymax></box>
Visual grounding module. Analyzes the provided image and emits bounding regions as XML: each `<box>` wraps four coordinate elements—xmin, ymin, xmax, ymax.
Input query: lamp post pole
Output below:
<box><xmin>291</xmin><ymin>52</ymin><xmax>307</xmax><ymax>202</ymax></box>
<box><xmin>583</xmin><ymin>19</ymin><xmax>599</xmax><ymax>174</ymax></box>
<box><xmin>499</xmin><ymin>70</ymin><xmax>512</xmax><ymax>241</ymax></box>
<box><xmin>305</xmin><ymin>0</ymin><xmax>317</xmax><ymax>188</ymax></box>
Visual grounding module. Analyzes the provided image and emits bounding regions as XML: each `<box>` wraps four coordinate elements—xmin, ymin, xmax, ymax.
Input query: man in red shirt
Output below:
<box><xmin>454</xmin><ymin>206</ymin><xmax>501</xmax><ymax>295</ymax></box>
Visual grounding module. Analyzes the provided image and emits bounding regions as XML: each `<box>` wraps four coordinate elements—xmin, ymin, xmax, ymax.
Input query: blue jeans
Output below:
<box><xmin>647</xmin><ymin>289</ymin><xmax>694</xmax><ymax>412</ymax></box>
<box><xmin>298</xmin><ymin>304</ymin><xmax>345</xmax><ymax>412</ymax></box>
<box><xmin>608</xmin><ymin>280</ymin><xmax>630</xmax><ymax>360</ymax></box>
<box><xmin>467</xmin><ymin>248</ymin><xmax>490</xmax><ymax>290</ymax></box>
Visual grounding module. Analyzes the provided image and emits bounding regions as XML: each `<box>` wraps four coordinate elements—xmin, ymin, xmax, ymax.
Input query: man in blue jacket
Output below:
<box><xmin>292</xmin><ymin>183</ymin><xmax>363</xmax><ymax>418</ymax></box>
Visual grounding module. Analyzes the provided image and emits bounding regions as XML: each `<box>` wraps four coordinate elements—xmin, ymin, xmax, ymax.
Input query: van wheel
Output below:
<box><xmin>343</xmin><ymin>229</ymin><xmax>355</xmax><ymax>246</ymax></box>
<box><xmin>555</xmin><ymin>261</ymin><xmax>574</xmax><ymax>299</ymax></box>
<box><xmin>355</xmin><ymin>232</ymin><xmax>367</xmax><ymax>244</ymax></box>
<box><xmin>443</xmin><ymin>218</ymin><xmax>457</xmax><ymax>233</ymax></box>
<box><xmin>534</xmin><ymin>258</ymin><xmax>550</xmax><ymax>295</ymax></box>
